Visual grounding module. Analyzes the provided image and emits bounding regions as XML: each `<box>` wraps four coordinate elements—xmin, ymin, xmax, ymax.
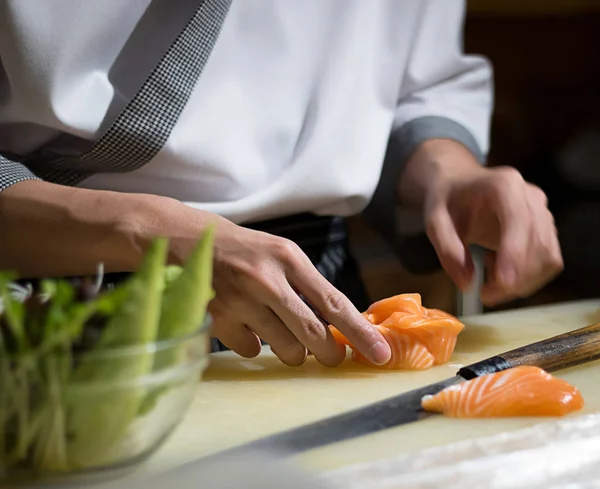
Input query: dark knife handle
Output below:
<box><xmin>457</xmin><ymin>322</ymin><xmax>600</xmax><ymax>380</ymax></box>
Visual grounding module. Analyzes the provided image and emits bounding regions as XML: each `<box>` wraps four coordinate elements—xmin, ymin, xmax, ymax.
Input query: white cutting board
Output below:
<box><xmin>136</xmin><ymin>299</ymin><xmax>600</xmax><ymax>477</ymax></box>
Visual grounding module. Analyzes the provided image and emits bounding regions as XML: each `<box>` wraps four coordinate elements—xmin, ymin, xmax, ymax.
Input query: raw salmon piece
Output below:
<box><xmin>421</xmin><ymin>365</ymin><xmax>584</xmax><ymax>418</ymax></box>
<box><xmin>329</xmin><ymin>293</ymin><xmax>465</xmax><ymax>370</ymax></box>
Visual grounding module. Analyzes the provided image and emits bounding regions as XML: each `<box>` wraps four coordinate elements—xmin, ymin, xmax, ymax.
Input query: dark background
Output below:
<box><xmin>349</xmin><ymin>0</ymin><xmax>600</xmax><ymax>315</ymax></box>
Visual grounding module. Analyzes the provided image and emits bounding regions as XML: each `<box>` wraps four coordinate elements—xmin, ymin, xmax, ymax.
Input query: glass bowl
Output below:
<box><xmin>0</xmin><ymin>315</ymin><xmax>212</xmax><ymax>487</ymax></box>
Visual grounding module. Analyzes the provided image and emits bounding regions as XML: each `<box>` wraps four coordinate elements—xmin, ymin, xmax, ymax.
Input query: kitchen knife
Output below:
<box><xmin>203</xmin><ymin>321</ymin><xmax>600</xmax><ymax>460</ymax></box>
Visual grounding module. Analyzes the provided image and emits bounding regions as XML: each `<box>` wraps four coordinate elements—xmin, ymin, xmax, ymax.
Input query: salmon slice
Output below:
<box><xmin>329</xmin><ymin>293</ymin><xmax>465</xmax><ymax>370</ymax></box>
<box><xmin>421</xmin><ymin>365</ymin><xmax>584</xmax><ymax>418</ymax></box>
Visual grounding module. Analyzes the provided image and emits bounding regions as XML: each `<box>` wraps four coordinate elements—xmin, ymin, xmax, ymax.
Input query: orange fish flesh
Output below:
<box><xmin>329</xmin><ymin>293</ymin><xmax>465</xmax><ymax>370</ymax></box>
<box><xmin>421</xmin><ymin>365</ymin><xmax>584</xmax><ymax>418</ymax></box>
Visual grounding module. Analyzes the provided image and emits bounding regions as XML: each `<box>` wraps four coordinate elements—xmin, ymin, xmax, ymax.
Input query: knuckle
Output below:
<box><xmin>323</xmin><ymin>291</ymin><xmax>349</xmax><ymax>318</ymax></box>
<box><xmin>429</xmin><ymin>239</ymin><xmax>455</xmax><ymax>265</ymax></box>
<box><xmin>553</xmin><ymin>258</ymin><xmax>565</xmax><ymax>274</ymax></box>
<box><xmin>297</xmin><ymin>317</ymin><xmax>344</xmax><ymax>367</ymax></box>
<box><xmin>496</xmin><ymin>166</ymin><xmax>524</xmax><ymax>183</ymax></box>
<box><xmin>424</xmin><ymin>213</ymin><xmax>439</xmax><ymax>237</ymax></box>
<box><xmin>548</xmin><ymin>246</ymin><xmax>564</xmax><ymax>271</ymax></box>
<box><xmin>502</xmin><ymin>242</ymin><xmax>525</xmax><ymax>267</ymax></box>
<box><xmin>528</xmin><ymin>184</ymin><xmax>548</xmax><ymax>207</ymax></box>
<box><xmin>301</xmin><ymin>318</ymin><xmax>327</xmax><ymax>343</ymax></box>
<box><xmin>536</xmin><ymin>235</ymin><xmax>563</xmax><ymax>272</ymax></box>
<box><xmin>273</xmin><ymin>237</ymin><xmax>301</xmax><ymax>261</ymax></box>
<box><xmin>490</xmin><ymin>167</ymin><xmax>525</xmax><ymax>194</ymax></box>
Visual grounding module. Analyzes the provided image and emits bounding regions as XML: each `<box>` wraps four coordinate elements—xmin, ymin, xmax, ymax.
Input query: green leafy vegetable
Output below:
<box><xmin>65</xmin><ymin>237</ymin><xmax>168</xmax><ymax>468</ymax></box>
<box><xmin>0</xmin><ymin>272</ymin><xmax>27</xmax><ymax>352</ymax></box>
<box><xmin>157</xmin><ymin>224</ymin><xmax>215</xmax><ymax>340</ymax></box>
<box><xmin>139</xmin><ymin>224</ymin><xmax>215</xmax><ymax>414</ymax></box>
<box><xmin>0</xmin><ymin>276</ymin><xmax>100</xmax><ymax>472</ymax></box>
<box><xmin>164</xmin><ymin>265</ymin><xmax>184</xmax><ymax>285</ymax></box>
<box><xmin>0</xmin><ymin>227</ymin><xmax>216</xmax><ymax>483</ymax></box>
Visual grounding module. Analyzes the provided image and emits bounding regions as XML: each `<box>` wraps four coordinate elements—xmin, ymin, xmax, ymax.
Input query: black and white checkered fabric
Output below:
<box><xmin>0</xmin><ymin>0</ymin><xmax>232</xmax><ymax>191</ymax></box>
<box><xmin>0</xmin><ymin>155</ymin><xmax>40</xmax><ymax>192</ymax></box>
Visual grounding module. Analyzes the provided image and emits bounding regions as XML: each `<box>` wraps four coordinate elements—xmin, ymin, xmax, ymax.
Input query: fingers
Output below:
<box><xmin>426</xmin><ymin>165</ymin><xmax>563</xmax><ymax>307</ymax></box>
<box><xmin>267</xmin><ymin>285</ymin><xmax>346</xmax><ymax>367</ymax></box>
<box><xmin>210</xmin><ymin>318</ymin><xmax>263</xmax><ymax>359</ymax></box>
<box><xmin>479</xmin><ymin>175</ymin><xmax>563</xmax><ymax>306</ymax></box>
<box><xmin>210</xmin><ymin>295</ymin><xmax>307</xmax><ymax>366</ymax></box>
<box><xmin>425</xmin><ymin>203</ymin><xmax>474</xmax><ymax>290</ymax></box>
<box><xmin>491</xmin><ymin>170</ymin><xmax>532</xmax><ymax>289</ymax></box>
<box><xmin>480</xmin><ymin>251</ymin><xmax>518</xmax><ymax>306</ymax></box>
<box><xmin>284</xmin><ymin>250</ymin><xmax>391</xmax><ymax>366</ymax></box>
<box><xmin>210</xmin><ymin>224</ymin><xmax>391</xmax><ymax>368</ymax></box>
<box><xmin>514</xmin><ymin>201</ymin><xmax>563</xmax><ymax>293</ymax></box>
<box><xmin>248</xmin><ymin>305</ymin><xmax>308</xmax><ymax>367</ymax></box>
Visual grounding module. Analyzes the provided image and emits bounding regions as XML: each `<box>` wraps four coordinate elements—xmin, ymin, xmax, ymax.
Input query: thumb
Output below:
<box><xmin>425</xmin><ymin>205</ymin><xmax>474</xmax><ymax>290</ymax></box>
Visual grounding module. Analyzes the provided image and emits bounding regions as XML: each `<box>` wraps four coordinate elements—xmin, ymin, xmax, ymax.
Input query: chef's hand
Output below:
<box><xmin>1</xmin><ymin>180</ymin><xmax>390</xmax><ymax>368</ymax></box>
<box><xmin>172</xmin><ymin>214</ymin><xmax>391</xmax><ymax>367</ymax></box>
<box><xmin>398</xmin><ymin>139</ymin><xmax>563</xmax><ymax>307</ymax></box>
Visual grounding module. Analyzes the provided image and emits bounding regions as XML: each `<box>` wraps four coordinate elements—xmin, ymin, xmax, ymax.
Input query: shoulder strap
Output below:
<box><xmin>27</xmin><ymin>0</ymin><xmax>232</xmax><ymax>187</ymax></box>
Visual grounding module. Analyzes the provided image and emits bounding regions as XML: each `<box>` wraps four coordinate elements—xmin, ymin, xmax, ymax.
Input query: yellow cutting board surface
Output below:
<box><xmin>137</xmin><ymin>299</ymin><xmax>600</xmax><ymax>477</ymax></box>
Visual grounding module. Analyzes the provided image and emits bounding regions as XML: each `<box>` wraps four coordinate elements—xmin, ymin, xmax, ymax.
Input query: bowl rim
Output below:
<box><xmin>76</xmin><ymin>312</ymin><xmax>213</xmax><ymax>360</ymax></box>
<box><xmin>4</xmin><ymin>313</ymin><xmax>213</xmax><ymax>362</ymax></box>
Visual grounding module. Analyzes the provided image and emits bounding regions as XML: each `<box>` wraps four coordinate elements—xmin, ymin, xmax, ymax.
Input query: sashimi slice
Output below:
<box><xmin>421</xmin><ymin>366</ymin><xmax>584</xmax><ymax>418</ymax></box>
<box><xmin>363</xmin><ymin>293</ymin><xmax>423</xmax><ymax>324</ymax></box>
<box><xmin>329</xmin><ymin>293</ymin><xmax>465</xmax><ymax>370</ymax></box>
<box><xmin>341</xmin><ymin>328</ymin><xmax>437</xmax><ymax>370</ymax></box>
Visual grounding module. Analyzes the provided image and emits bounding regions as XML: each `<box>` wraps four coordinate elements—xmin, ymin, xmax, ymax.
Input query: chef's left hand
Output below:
<box><xmin>398</xmin><ymin>139</ymin><xmax>563</xmax><ymax>307</ymax></box>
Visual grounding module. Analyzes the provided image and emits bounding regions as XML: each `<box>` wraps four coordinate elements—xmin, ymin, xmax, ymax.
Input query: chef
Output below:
<box><xmin>0</xmin><ymin>0</ymin><xmax>562</xmax><ymax>368</ymax></box>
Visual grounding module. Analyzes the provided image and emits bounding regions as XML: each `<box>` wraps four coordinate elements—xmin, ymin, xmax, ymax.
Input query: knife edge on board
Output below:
<box><xmin>192</xmin><ymin>321</ymin><xmax>600</xmax><ymax>463</ymax></box>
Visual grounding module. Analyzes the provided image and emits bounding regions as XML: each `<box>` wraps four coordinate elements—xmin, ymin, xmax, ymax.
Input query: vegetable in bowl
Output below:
<box><xmin>0</xmin><ymin>226</ymin><xmax>215</xmax><ymax>484</ymax></box>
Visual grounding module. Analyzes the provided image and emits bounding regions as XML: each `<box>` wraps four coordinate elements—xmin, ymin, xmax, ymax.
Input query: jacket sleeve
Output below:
<box><xmin>362</xmin><ymin>0</ymin><xmax>493</xmax><ymax>274</ymax></box>
<box><xmin>0</xmin><ymin>154</ymin><xmax>40</xmax><ymax>192</ymax></box>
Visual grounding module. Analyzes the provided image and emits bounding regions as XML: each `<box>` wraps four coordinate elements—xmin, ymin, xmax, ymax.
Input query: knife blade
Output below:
<box><xmin>202</xmin><ymin>321</ymin><xmax>600</xmax><ymax>461</ymax></box>
<box><xmin>206</xmin><ymin>375</ymin><xmax>464</xmax><ymax>461</ymax></box>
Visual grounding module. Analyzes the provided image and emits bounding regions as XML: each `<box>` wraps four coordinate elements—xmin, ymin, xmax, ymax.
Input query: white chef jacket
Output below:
<box><xmin>0</xmin><ymin>0</ymin><xmax>493</xmax><ymax>227</ymax></box>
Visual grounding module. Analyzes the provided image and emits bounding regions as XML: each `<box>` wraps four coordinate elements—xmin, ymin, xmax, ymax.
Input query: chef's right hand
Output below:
<box><xmin>171</xmin><ymin>213</ymin><xmax>392</xmax><ymax>368</ymax></box>
<box><xmin>0</xmin><ymin>180</ymin><xmax>390</xmax><ymax>368</ymax></box>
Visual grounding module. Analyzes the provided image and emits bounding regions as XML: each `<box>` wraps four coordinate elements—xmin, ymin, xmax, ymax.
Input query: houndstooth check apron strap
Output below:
<box><xmin>22</xmin><ymin>0</ymin><xmax>232</xmax><ymax>187</ymax></box>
